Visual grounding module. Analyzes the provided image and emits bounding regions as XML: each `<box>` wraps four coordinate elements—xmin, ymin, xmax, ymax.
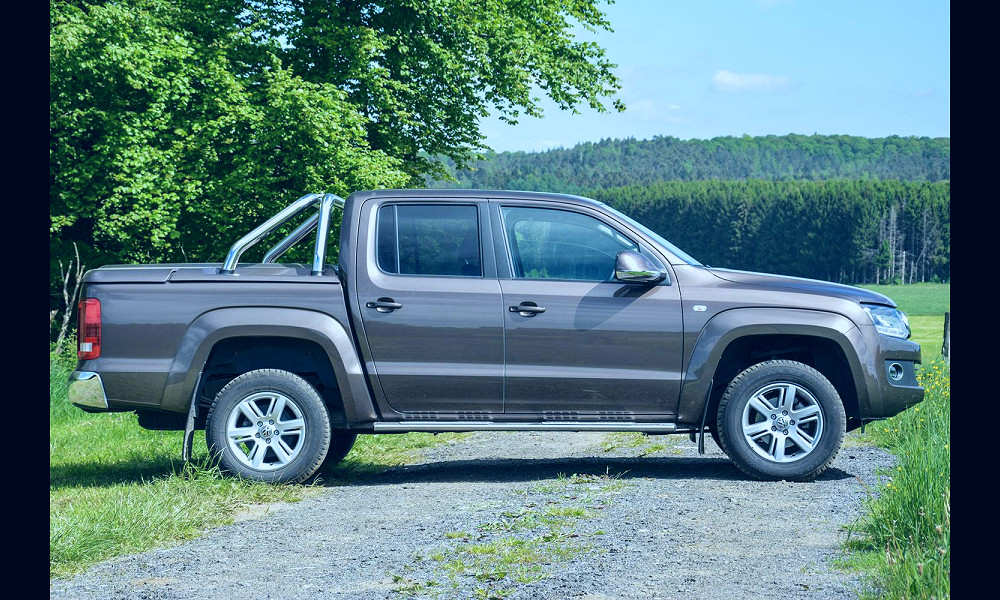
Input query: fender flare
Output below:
<box><xmin>159</xmin><ymin>307</ymin><xmax>376</xmax><ymax>423</ymax></box>
<box><xmin>678</xmin><ymin>307</ymin><xmax>877</xmax><ymax>423</ymax></box>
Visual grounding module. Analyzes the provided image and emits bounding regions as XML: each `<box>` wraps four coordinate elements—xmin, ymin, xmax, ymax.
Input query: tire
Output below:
<box><xmin>206</xmin><ymin>369</ymin><xmax>332</xmax><ymax>484</ymax></box>
<box><xmin>716</xmin><ymin>360</ymin><xmax>845</xmax><ymax>482</ymax></box>
<box><xmin>708</xmin><ymin>422</ymin><xmax>724</xmax><ymax>452</ymax></box>
<box><xmin>323</xmin><ymin>432</ymin><xmax>358</xmax><ymax>467</ymax></box>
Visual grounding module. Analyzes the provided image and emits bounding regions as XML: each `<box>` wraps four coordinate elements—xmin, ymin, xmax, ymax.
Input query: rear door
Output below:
<box><xmin>494</xmin><ymin>201</ymin><xmax>685</xmax><ymax>418</ymax></box>
<box><xmin>354</xmin><ymin>198</ymin><xmax>504</xmax><ymax>414</ymax></box>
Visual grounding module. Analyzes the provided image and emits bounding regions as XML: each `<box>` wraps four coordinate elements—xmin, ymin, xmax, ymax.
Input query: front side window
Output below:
<box><xmin>376</xmin><ymin>204</ymin><xmax>482</xmax><ymax>277</ymax></box>
<box><xmin>501</xmin><ymin>207</ymin><xmax>639</xmax><ymax>281</ymax></box>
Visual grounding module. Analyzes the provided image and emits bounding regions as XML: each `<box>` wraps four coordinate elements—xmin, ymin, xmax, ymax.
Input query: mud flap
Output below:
<box><xmin>696</xmin><ymin>379</ymin><xmax>713</xmax><ymax>455</ymax></box>
<box><xmin>182</xmin><ymin>372</ymin><xmax>203</xmax><ymax>462</ymax></box>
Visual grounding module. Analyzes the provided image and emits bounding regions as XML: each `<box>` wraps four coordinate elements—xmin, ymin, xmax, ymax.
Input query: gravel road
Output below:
<box><xmin>50</xmin><ymin>431</ymin><xmax>892</xmax><ymax>600</ymax></box>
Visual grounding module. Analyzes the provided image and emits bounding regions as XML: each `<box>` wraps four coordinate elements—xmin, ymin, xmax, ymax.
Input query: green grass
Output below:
<box><xmin>856</xmin><ymin>282</ymin><xmax>950</xmax><ymax>316</ymax></box>
<box><xmin>843</xmin><ymin>357</ymin><xmax>950</xmax><ymax>599</ymax></box>
<box><xmin>907</xmin><ymin>315</ymin><xmax>944</xmax><ymax>360</ymax></box>
<box><xmin>49</xmin><ymin>349</ymin><xmax>465</xmax><ymax>579</ymax></box>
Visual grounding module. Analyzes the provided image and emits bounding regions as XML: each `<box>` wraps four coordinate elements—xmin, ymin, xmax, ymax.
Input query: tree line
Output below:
<box><xmin>428</xmin><ymin>134</ymin><xmax>950</xmax><ymax>192</ymax></box>
<box><xmin>591</xmin><ymin>179</ymin><xmax>950</xmax><ymax>285</ymax></box>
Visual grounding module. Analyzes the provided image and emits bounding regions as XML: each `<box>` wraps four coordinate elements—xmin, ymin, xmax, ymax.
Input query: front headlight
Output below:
<box><xmin>862</xmin><ymin>304</ymin><xmax>911</xmax><ymax>339</ymax></box>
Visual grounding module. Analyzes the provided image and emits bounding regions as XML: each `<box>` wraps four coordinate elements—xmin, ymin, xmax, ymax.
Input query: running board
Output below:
<box><xmin>372</xmin><ymin>421</ymin><xmax>677</xmax><ymax>433</ymax></box>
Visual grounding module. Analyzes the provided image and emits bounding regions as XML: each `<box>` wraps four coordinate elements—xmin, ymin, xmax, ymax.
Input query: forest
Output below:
<box><xmin>429</xmin><ymin>134</ymin><xmax>950</xmax><ymax>285</ymax></box>
<box><xmin>428</xmin><ymin>134</ymin><xmax>951</xmax><ymax>192</ymax></box>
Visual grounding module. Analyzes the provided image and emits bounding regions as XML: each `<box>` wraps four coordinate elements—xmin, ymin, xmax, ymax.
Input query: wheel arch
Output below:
<box><xmin>681</xmin><ymin>308</ymin><xmax>872</xmax><ymax>431</ymax></box>
<box><xmin>160</xmin><ymin>307</ymin><xmax>377</xmax><ymax>425</ymax></box>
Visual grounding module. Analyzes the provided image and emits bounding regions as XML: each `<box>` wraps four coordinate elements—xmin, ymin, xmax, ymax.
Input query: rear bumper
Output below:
<box><xmin>68</xmin><ymin>371</ymin><xmax>109</xmax><ymax>411</ymax></box>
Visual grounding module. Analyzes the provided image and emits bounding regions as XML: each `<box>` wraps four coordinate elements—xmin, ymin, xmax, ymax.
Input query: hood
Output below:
<box><xmin>707</xmin><ymin>268</ymin><xmax>896</xmax><ymax>307</ymax></box>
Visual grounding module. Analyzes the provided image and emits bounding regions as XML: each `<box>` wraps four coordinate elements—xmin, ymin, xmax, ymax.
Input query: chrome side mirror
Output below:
<box><xmin>615</xmin><ymin>250</ymin><xmax>667</xmax><ymax>284</ymax></box>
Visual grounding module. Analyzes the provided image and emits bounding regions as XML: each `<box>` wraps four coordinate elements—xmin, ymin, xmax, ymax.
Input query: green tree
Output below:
<box><xmin>258</xmin><ymin>0</ymin><xmax>624</xmax><ymax>181</ymax></box>
<box><xmin>50</xmin><ymin>0</ymin><xmax>623</xmax><ymax>280</ymax></box>
<box><xmin>51</xmin><ymin>0</ymin><xmax>410</xmax><ymax>270</ymax></box>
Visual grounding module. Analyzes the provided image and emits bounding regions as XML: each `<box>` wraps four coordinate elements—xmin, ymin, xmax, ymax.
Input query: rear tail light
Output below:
<box><xmin>78</xmin><ymin>298</ymin><xmax>101</xmax><ymax>360</ymax></box>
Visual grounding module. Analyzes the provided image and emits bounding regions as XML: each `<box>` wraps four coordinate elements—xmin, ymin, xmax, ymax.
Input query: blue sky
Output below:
<box><xmin>478</xmin><ymin>0</ymin><xmax>950</xmax><ymax>152</ymax></box>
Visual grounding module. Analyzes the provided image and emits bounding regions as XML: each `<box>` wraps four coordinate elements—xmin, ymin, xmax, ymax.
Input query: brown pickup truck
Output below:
<box><xmin>69</xmin><ymin>189</ymin><xmax>924</xmax><ymax>483</ymax></box>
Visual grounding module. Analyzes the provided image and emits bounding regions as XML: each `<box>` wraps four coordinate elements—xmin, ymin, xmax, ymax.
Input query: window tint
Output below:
<box><xmin>376</xmin><ymin>204</ymin><xmax>482</xmax><ymax>277</ymax></box>
<box><xmin>501</xmin><ymin>207</ymin><xmax>638</xmax><ymax>281</ymax></box>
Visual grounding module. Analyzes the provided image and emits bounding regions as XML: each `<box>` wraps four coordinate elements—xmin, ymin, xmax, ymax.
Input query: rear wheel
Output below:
<box><xmin>206</xmin><ymin>369</ymin><xmax>331</xmax><ymax>484</ymax></box>
<box><xmin>716</xmin><ymin>360</ymin><xmax>845</xmax><ymax>481</ymax></box>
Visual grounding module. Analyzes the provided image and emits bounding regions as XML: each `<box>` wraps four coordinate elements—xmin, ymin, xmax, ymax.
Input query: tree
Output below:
<box><xmin>254</xmin><ymin>0</ymin><xmax>624</xmax><ymax>181</ymax></box>
<box><xmin>50</xmin><ymin>0</ymin><xmax>623</xmax><ymax>275</ymax></box>
<box><xmin>51</xmin><ymin>0</ymin><xmax>410</xmax><ymax>269</ymax></box>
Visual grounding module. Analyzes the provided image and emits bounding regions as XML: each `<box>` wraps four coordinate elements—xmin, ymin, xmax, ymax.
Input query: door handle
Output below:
<box><xmin>509</xmin><ymin>302</ymin><xmax>545</xmax><ymax>317</ymax></box>
<box><xmin>367</xmin><ymin>297</ymin><xmax>403</xmax><ymax>313</ymax></box>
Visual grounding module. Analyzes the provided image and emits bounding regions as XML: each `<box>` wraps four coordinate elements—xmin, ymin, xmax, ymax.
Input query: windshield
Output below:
<box><xmin>599</xmin><ymin>202</ymin><xmax>703</xmax><ymax>266</ymax></box>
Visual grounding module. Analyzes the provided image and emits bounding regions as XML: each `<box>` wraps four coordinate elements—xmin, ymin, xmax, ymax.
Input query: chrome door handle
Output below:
<box><xmin>367</xmin><ymin>298</ymin><xmax>403</xmax><ymax>313</ymax></box>
<box><xmin>509</xmin><ymin>302</ymin><xmax>545</xmax><ymax>316</ymax></box>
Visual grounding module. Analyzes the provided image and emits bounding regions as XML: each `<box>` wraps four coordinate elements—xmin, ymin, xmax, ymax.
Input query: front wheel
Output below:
<box><xmin>206</xmin><ymin>369</ymin><xmax>332</xmax><ymax>484</ymax></box>
<box><xmin>716</xmin><ymin>360</ymin><xmax>846</xmax><ymax>481</ymax></box>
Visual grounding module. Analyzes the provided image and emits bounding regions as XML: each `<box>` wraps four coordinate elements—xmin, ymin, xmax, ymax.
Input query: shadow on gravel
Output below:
<box><xmin>319</xmin><ymin>455</ymin><xmax>856</xmax><ymax>487</ymax></box>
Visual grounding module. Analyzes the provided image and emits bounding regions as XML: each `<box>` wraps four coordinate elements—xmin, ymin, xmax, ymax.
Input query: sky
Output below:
<box><xmin>477</xmin><ymin>0</ymin><xmax>950</xmax><ymax>153</ymax></box>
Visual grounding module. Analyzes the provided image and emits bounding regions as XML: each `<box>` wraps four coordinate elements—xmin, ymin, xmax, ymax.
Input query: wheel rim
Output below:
<box><xmin>741</xmin><ymin>382</ymin><xmax>824</xmax><ymax>463</ymax></box>
<box><xmin>225</xmin><ymin>391</ymin><xmax>306</xmax><ymax>471</ymax></box>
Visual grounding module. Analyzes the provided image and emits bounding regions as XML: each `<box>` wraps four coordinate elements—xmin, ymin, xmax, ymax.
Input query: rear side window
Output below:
<box><xmin>376</xmin><ymin>204</ymin><xmax>482</xmax><ymax>277</ymax></box>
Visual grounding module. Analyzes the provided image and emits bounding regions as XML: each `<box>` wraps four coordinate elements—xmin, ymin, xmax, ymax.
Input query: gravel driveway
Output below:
<box><xmin>49</xmin><ymin>431</ymin><xmax>892</xmax><ymax>599</ymax></box>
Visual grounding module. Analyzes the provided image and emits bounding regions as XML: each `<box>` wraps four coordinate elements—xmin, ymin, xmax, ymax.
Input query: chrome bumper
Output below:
<box><xmin>68</xmin><ymin>371</ymin><xmax>109</xmax><ymax>411</ymax></box>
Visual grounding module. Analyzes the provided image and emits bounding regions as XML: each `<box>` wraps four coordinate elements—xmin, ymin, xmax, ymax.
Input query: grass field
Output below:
<box><xmin>857</xmin><ymin>282</ymin><xmax>950</xmax><ymax>316</ymax></box>
<box><xmin>49</xmin><ymin>347</ymin><xmax>468</xmax><ymax>578</ymax></box>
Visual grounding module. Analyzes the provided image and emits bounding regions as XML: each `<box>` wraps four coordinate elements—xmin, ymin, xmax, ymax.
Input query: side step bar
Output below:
<box><xmin>372</xmin><ymin>421</ymin><xmax>677</xmax><ymax>433</ymax></box>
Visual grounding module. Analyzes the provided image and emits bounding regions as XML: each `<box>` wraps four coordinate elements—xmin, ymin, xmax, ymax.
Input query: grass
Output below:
<box><xmin>49</xmin><ymin>347</ymin><xmax>465</xmax><ymax>579</ymax></box>
<box><xmin>598</xmin><ymin>431</ymin><xmax>678</xmax><ymax>456</ymax></box>
<box><xmin>837</xmin><ymin>283</ymin><xmax>950</xmax><ymax>598</ymax></box>
<box><xmin>841</xmin><ymin>356</ymin><xmax>950</xmax><ymax>598</ymax></box>
<box><xmin>391</xmin><ymin>472</ymin><xmax>628</xmax><ymax>599</ymax></box>
<box><xmin>855</xmin><ymin>282</ymin><xmax>950</xmax><ymax>316</ymax></box>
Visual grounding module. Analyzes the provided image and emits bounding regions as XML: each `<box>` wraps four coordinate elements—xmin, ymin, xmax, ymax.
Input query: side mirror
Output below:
<box><xmin>615</xmin><ymin>250</ymin><xmax>667</xmax><ymax>284</ymax></box>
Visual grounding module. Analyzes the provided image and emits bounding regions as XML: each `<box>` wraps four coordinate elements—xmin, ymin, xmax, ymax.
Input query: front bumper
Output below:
<box><xmin>68</xmin><ymin>371</ymin><xmax>109</xmax><ymax>411</ymax></box>
<box><xmin>870</xmin><ymin>334</ymin><xmax>924</xmax><ymax>419</ymax></box>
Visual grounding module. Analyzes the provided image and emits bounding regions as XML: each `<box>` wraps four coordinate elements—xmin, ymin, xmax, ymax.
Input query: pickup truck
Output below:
<box><xmin>69</xmin><ymin>189</ymin><xmax>924</xmax><ymax>483</ymax></box>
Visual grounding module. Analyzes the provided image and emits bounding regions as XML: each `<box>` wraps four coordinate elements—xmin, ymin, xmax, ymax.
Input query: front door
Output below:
<box><xmin>496</xmin><ymin>204</ymin><xmax>684</xmax><ymax>418</ymax></box>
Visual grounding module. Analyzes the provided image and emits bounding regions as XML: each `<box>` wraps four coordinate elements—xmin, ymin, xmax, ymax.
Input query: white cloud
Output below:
<box><xmin>712</xmin><ymin>69</ymin><xmax>792</xmax><ymax>93</ymax></box>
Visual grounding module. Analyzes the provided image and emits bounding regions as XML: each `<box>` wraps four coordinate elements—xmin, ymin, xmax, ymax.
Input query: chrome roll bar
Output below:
<box><xmin>261</xmin><ymin>212</ymin><xmax>320</xmax><ymax>265</ymax></box>
<box><xmin>219</xmin><ymin>192</ymin><xmax>345</xmax><ymax>275</ymax></box>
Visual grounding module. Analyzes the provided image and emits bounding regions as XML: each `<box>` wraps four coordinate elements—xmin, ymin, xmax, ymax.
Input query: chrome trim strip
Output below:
<box><xmin>373</xmin><ymin>421</ymin><xmax>677</xmax><ymax>433</ymax></box>
<box><xmin>68</xmin><ymin>371</ymin><xmax>109</xmax><ymax>410</ymax></box>
<box><xmin>220</xmin><ymin>193</ymin><xmax>322</xmax><ymax>274</ymax></box>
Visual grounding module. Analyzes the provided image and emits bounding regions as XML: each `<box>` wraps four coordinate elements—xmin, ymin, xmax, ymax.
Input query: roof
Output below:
<box><xmin>345</xmin><ymin>188</ymin><xmax>605</xmax><ymax>209</ymax></box>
